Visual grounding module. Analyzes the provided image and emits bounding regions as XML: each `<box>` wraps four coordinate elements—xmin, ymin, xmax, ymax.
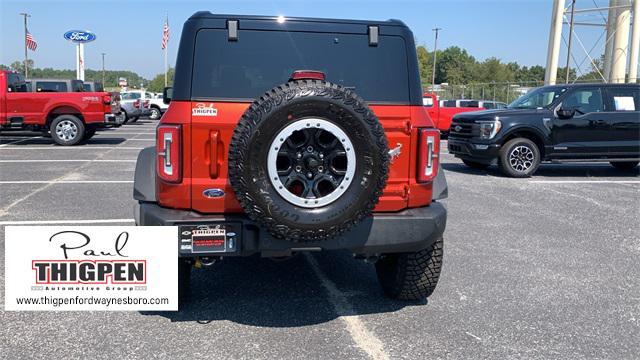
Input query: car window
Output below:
<box><xmin>35</xmin><ymin>81</ymin><xmax>68</xmax><ymax>92</ymax></box>
<box><xmin>561</xmin><ymin>88</ymin><xmax>604</xmax><ymax>114</ymax></box>
<box><xmin>442</xmin><ymin>100</ymin><xmax>456</xmax><ymax>107</ymax></box>
<box><xmin>509</xmin><ymin>86</ymin><xmax>567</xmax><ymax>109</ymax></box>
<box><xmin>83</xmin><ymin>84</ymin><xmax>92</xmax><ymax>91</ymax></box>
<box><xmin>483</xmin><ymin>102</ymin><xmax>495</xmax><ymax>109</ymax></box>
<box><xmin>608</xmin><ymin>87</ymin><xmax>639</xmax><ymax>111</ymax></box>
<box><xmin>192</xmin><ymin>29</ymin><xmax>410</xmax><ymax>103</ymax></box>
<box><xmin>6</xmin><ymin>73</ymin><xmax>29</xmax><ymax>92</ymax></box>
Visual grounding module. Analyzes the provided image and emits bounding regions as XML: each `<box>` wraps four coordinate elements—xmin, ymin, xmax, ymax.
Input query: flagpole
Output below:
<box><xmin>20</xmin><ymin>13</ymin><xmax>30</xmax><ymax>78</ymax></box>
<box><xmin>164</xmin><ymin>16</ymin><xmax>168</xmax><ymax>87</ymax></box>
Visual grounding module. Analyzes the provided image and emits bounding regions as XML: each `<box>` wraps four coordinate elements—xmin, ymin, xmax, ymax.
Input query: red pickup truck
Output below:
<box><xmin>0</xmin><ymin>70</ymin><xmax>123</xmax><ymax>145</ymax></box>
<box><xmin>423</xmin><ymin>93</ymin><xmax>484</xmax><ymax>135</ymax></box>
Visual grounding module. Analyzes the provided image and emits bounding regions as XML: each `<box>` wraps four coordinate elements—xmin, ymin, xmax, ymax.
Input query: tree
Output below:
<box><xmin>146</xmin><ymin>68</ymin><xmax>175</xmax><ymax>93</ymax></box>
<box><xmin>9</xmin><ymin>60</ymin><xmax>34</xmax><ymax>74</ymax></box>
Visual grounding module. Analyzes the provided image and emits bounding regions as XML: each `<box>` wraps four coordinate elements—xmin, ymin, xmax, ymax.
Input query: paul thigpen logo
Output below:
<box><xmin>32</xmin><ymin>231</ymin><xmax>146</xmax><ymax>285</ymax></box>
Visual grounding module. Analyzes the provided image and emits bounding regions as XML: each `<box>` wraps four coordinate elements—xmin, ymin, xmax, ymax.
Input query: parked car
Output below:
<box><xmin>143</xmin><ymin>91</ymin><xmax>169</xmax><ymax>120</ymax></box>
<box><xmin>28</xmin><ymin>78</ymin><xmax>84</xmax><ymax>92</ymax></box>
<box><xmin>448</xmin><ymin>83</ymin><xmax>640</xmax><ymax>177</ymax></box>
<box><xmin>423</xmin><ymin>93</ymin><xmax>484</xmax><ymax>134</ymax></box>
<box><xmin>1</xmin><ymin>71</ymin><xmax>123</xmax><ymax>145</ymax></box>
<box><xmin>83</xmin><ymin>81</ymin><xmax>104</xmax><ymax>92</ymax></box>
<box><xmin>120</xmin><ymin>90</ymin><xmax>151</xmax><ymax>122</ymax></box>
<box><xmin>134</xmin><ymin>12</ymin><xmax>448</xmax><ymax>302</ymax></box>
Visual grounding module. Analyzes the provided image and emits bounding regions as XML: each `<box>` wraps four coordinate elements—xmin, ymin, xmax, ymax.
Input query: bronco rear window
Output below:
<box><xmin>191</xmin><ymin>29</ymin><xmax>410</xmax><ymax>103</ymax></box>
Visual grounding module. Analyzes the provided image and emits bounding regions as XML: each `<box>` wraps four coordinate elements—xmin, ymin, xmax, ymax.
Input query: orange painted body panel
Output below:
<box><xmin>157</xmin><ymin>100</ymin><xmax>437</xmax><ymax>213</ymax></box>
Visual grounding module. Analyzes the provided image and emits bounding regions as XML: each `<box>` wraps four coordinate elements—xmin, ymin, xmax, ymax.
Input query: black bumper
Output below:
<box><xmin>448</xmin><ymin>137</ymin><xmax>501</xmax><ymax>164</ymax></box>
<box><xmin>135</xmin><ymin>202</ymin><xmax>447</xmax><ymax>257</ymax></box>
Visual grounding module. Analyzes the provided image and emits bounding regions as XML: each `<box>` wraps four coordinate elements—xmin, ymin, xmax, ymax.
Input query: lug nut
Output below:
<box><xmin>297</xmin><ymin>153</ymin><xmax>302</xmax><ymax>159</ymax></box>
<box><xmin>318</xmin><ymin>166</ymin><xmax>324</xmax><ymax>172</ymax></box>
<box><xmin>306</xmin><ymin>146</ymin><xmax>314</xmax><ymax>153</ymax></box>
<box><xmin>307</xmin><ymin>173</ymin><xmax>313</xmax><ymax>179</ymax></box>
<box><xmin>319</xmin><ymin>153</ymin><xmax>324</xmax><ymax>159</ymax></box>
<box><xmin>295</xmin><ymin>165</ymin><xmax>302</xmax><ymax>172</ymax></box>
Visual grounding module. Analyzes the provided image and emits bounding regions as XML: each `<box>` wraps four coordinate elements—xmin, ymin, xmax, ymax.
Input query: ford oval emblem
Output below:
<box><xmin>454</xmin><ymin>125</ymin><xmax>462</xmax><ymax>132</ymax></box>
<box><xmin>203</xmin><ymin>189</ymin><xmax>225</xmax><ymax>198</ymax></box>
<box><xmin>63</xmin><ymin>30</ymin><xmax>97</xmax><ymax>43</ymax></box>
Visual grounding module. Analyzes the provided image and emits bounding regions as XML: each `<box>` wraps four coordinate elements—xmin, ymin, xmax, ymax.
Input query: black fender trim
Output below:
<box><xmin>133</xmin><ymin>147</ymin><xmax>157</xmax><ymax>202</ymax></box>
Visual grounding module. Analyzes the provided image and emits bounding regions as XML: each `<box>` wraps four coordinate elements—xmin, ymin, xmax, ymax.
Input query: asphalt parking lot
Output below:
<box><xmin>1</xmin><ymin>122</ymin><xmax>639</xmax><ymax>359</ymax></box>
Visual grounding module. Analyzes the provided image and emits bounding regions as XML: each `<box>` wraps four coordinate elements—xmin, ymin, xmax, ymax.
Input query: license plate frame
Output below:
<box><xmin>179</xmin><ymin>224</ymin><xmax>239</xmax><ymax>254</ymax></box>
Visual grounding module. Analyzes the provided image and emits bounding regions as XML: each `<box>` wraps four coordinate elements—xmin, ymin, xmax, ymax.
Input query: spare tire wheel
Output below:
<box><xmin>228</xmin><ymin>80</ymin><xmax>389</xmax><ymax>242</ymax></box>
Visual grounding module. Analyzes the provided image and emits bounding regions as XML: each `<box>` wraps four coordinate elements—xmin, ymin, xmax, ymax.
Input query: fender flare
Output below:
<box><xmin>133</xmin><ymin>147</ymin><xmax>157</xmax><ymax>202</ymax></box>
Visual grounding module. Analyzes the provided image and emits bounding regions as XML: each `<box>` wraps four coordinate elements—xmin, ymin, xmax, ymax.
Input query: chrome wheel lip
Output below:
<box><xmin>267</xmin><ymin>118</ymin><xmax>356</xmax><ymax>209</ymax></box>
<box><xmin>508</xmin><ymin>145</ymin><xmax>535</xmax><ymax>172</ymax></box>
<box><xmin>55</xmin><ymin>120</ymin><xmax>78</xmax><ymax>141</ymax></box>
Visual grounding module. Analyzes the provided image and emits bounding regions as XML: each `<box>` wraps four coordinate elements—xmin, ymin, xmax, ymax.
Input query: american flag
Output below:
<box><xmin>26</xmin><ymin>29</ymin><xmax>37</xmax><ymax>51</ymax></box>
<box><xmin>161</xmin><ymin>18</ymin><xmax>169</xmax><ymax>50</ymax></box>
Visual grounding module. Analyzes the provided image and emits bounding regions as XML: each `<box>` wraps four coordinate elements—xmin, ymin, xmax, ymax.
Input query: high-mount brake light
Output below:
<box><xmin>290</xmin><ymin>70</ymin><xmax>326</xmax><ymax>81</ymax></box>
<box><xmin>157</xmin><ymin>125</ymin><xmax>182</xmax><ymax>183</ymax></box>
<box><xmin>417</xmin><ymin>128</ymin><xmax>440</xmax><ymax>183</ymax></box>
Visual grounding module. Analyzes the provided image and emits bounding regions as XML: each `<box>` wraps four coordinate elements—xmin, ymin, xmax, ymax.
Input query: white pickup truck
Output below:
<box><xmin>145</xmin><ymin>92</ymin><xmax>168</xmax><ymax>120</ymax></box>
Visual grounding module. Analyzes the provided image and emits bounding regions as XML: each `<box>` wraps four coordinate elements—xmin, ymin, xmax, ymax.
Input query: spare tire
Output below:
<box><xmin>229</xmin><ymin>80</ymin><xmax>389</xmax><ymax>242</ymax></box>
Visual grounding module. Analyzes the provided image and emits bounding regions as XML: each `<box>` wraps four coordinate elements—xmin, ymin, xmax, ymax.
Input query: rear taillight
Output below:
<box><xmin>417</xmin><ymin>128</ymin><xmax>440</xmax><ymax>183</ymax></box>
<box><xmin>157</xmin><ymin>125</ymin><xmax>182</xmax><ymax>183</ymax></box>
<box><xmin>102</xmin><ymin>94</ymin><xmax>111</xmax><ymax>105</ymax></box>
<box><xmin>133</xmin><ymin>99</ymin><xmax>141</xmax><ymax>108</ymax></box>
<box><xmin>144</xmin><ymin>100</ymin><xmax>150</xmax><ymax>108</ymax></box>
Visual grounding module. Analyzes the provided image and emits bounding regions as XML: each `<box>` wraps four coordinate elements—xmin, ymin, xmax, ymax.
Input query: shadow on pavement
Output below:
<box><xmin>443</xmin><ymin>162</ymin><xmax>639</xmax><ymax>178</ymax></box>
<box><xmin>143</xmin><ymin>252</ymin><xmax>414</xmax><ymax>327</ymax></box>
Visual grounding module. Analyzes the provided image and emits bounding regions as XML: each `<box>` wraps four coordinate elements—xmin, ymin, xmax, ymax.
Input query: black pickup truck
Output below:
<box><xmin>448</xmin><ymin>83</ymin><xmax>640</xmax><ymax>177</ymax></box>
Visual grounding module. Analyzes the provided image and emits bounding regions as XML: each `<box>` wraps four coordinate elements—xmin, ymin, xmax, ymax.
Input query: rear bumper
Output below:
<box><xmin>103</xmin><ymin>113</ymin><xmax>125</xmax><ymax>127</ymax></box>
<box><xmin>448</xmin><ymin>136</ymin><xmax>501</xmax><ymax>164</ymax></box>
<box><xmin>135</xmin><ymin>202</ymin><xmax>447</xmax><ymax>257</ymax></box>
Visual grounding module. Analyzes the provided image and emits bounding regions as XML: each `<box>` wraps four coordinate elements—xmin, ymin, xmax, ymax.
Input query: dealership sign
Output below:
<box><xmin>63</xmin><ymin>30</ymin><xmax>97</xmax><ymax>43</ymax></box>
<box><xmin>5</xmin><ymin>226</ymin><xmax>178</xmax><ymax>311</ymax></box>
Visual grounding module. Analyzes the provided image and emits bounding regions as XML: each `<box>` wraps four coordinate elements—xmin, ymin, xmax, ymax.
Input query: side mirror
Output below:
<box><xmin>163</xmin><ymin>87</ymin><xmax>173</xmax><ymax>105</ymax></box>
<box><xmin>557</xmin><ymin>107</ymin><xmax>575</xmax><ymax>119</ymax></box>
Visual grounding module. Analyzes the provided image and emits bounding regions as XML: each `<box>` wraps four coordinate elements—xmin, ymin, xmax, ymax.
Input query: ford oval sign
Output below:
<box><xmin>63</xmin><ymin>30</ymin><xmax>97</xmax><ymax>43</ymax></box>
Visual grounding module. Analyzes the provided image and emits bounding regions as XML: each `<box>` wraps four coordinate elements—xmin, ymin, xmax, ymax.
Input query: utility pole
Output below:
<box><xmin>19</xmin><ymin>13</ymin><xmax>30</xmax><ymax>78</ymax></box>
<box><xmin>101</xmin><ymin>53</ymin><xmax>106</xmax><ymax>85</ymax></box>
<box><xmin>431</xmin><ymin>27</ymin><xmax>442</xmax><ymax>92</ymax></box>
<box><xmin>565</xmin><ymin>0</ymin><xmax>577</xmax><ymax>83</ymax></box>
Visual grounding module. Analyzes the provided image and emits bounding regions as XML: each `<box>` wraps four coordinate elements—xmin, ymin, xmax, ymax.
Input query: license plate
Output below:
<box><xmin>179</xmin><ymin>224</ymin><xmax>239</xmax><ymax>254</ymax></box>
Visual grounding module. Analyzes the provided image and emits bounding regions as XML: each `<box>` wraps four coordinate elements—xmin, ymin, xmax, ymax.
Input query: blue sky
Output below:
<box><xmin>0</xmin><ymin>0</ymin><xmax>613</xmax><ymax>80</ymax></box>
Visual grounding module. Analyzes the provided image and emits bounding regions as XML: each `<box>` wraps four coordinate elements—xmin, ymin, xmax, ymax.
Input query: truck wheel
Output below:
<box><xmin>498</xmin><ymin>138</ymin><xmax>540</xmax><ymax>177</ymax></box>
<box><xmin>462</xmin><ymin>159</ymin><xmax>490</xmax><ymax>170</ymax></box>
<box><xmin>228</xmin><ymin>80</ymin><xmax>389</xmax><ymax>242</ymax></box>
<box><xmin>178</xmin><ymin>259</ymin><xmax>191</xmax><ymax>301</ymax></box>
<box><xmin>149</xmin><ymin>107</ymin><xmax>161</xmax><ymax>120</ymax></box>
<box><xmin>610</xmin><ymin>161</ymin><xmax>638</xmax><ymax>171</ymax></box>
<box><xmin>50</xmin><ymin>115</ymin><xmax>85</xmax><ymax>146</ymax></box>
<box><xmin>375</xmin><ymin>236</ymin><xmax>443</xmax><ymax>300</ymax></box>
<box><xmin>121</xmin><ymin>110</ymin><xmax>129</xmax><ymax>124</ymax></box>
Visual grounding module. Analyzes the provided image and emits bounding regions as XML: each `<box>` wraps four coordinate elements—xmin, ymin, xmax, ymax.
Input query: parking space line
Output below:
<box><xmin>0</xmin><ymin>219</ymin><xmax>135</xmax><ymax>225</ymax></box>
<box><xmin>0</xmin><ymin>159</ymin><xmax>136</xmax><ymax>163</ymax></box>
<box><xmin>305</xmin><ymin>254</ymin><xmax>389</xmax><ymax>360</ymax></box>
<box><xmin>0</xmin><ymin>137</ymin><xmax>43</xmax><ymax>148</ymax></box>
<box><xmin>0</xmin><ymin>180</ymin><xmax>133</xmax><ymax>184</ymax></box>
<box><xmin>529</xmin><ymin>180</ymin><xmax>640</xmax><ymax>184</ymax></box>
<box><xmin>0</xmin><ymin>146</ymin><xmax>145</xmax><ymax>150</ymax></box>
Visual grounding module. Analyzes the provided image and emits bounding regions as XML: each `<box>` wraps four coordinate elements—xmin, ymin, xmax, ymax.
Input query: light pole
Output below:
<box><xmin>431</xmin><ymin>27</ymin><xmax>442</xmax><ymax>92</ymax></box>
<box><xmin>19</xmin><ymin>13</ymin><xmax>31</xmax><ymax>78</ymax></box>
<box><xmin>101</xmin><ymin>52</ymin><xmax>106</xmax><ymax>85</ymax></box>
